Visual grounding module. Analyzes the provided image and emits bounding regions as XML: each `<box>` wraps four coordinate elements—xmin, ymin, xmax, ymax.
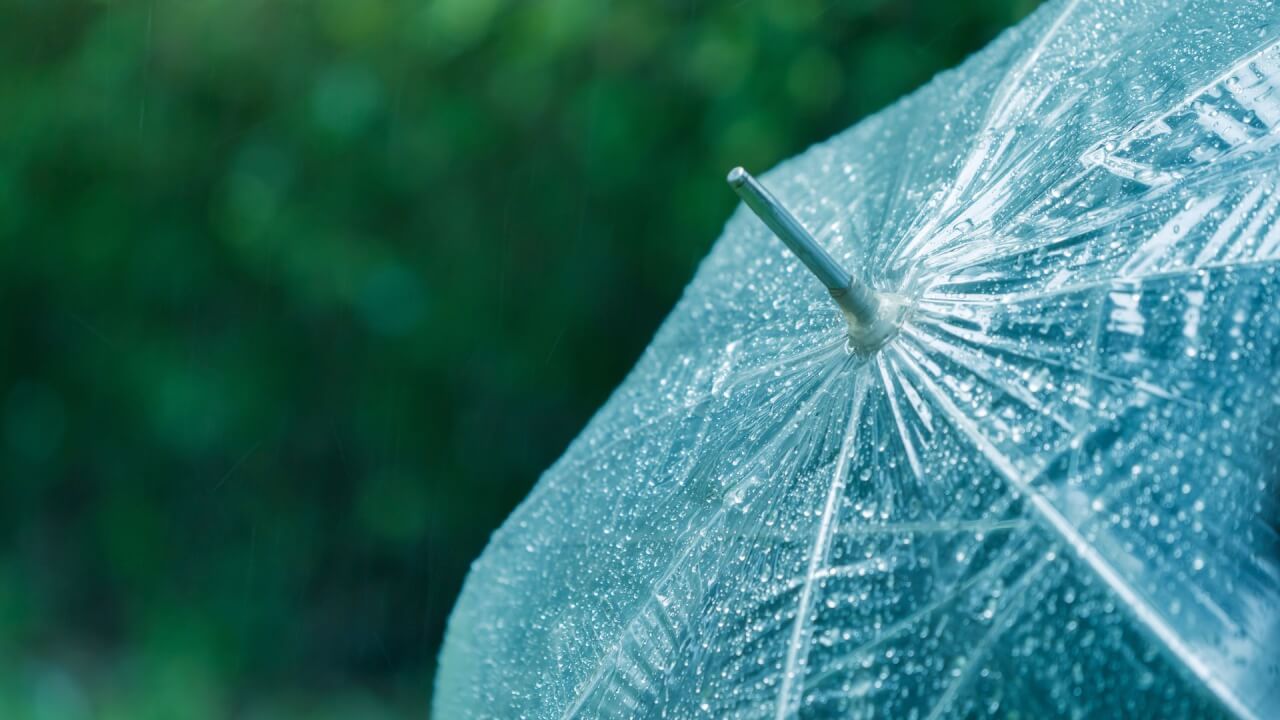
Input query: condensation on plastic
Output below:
<box><xmin>435</xmin><ymin>1</ymin><xmax>1280</xmax><ymax>717</ymax></box>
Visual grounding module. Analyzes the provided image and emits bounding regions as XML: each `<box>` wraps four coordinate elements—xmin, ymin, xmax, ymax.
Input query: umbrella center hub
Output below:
<box><xmin>844</xmin><ymin>293</ymin><xmax>908</xmax><ymax>354</ymax></box>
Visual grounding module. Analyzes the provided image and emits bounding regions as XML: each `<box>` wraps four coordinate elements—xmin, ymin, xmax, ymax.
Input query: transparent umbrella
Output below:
<box><xmin>435</xmin><ymin>0</ymin><xmax>1280</xmax><ymax>717</ymax></box>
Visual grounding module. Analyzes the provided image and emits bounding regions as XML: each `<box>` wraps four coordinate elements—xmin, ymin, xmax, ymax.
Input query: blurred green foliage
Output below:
<box><xmin>0</xmin><ymin>0</ymin><xmax>1037</xmax><ymax>715</ymax></box>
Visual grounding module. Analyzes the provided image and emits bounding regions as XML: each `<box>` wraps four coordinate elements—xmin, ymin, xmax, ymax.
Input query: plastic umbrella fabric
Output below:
<box><xmin>435</xmin><ymin>0</ymin><xmax>1280</xmax><ymax>717</ymax></box>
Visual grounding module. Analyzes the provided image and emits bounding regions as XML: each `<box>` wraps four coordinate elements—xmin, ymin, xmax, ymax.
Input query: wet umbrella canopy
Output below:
<box><xmin>435</xmin><ymin>0</ymin><xmax>1280</xmax><ymax>717</ymax></box>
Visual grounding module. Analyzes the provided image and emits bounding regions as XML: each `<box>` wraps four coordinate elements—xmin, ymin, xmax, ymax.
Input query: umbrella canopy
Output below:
<box><xmin>435</xmin><ymin>0</ymin><xmax>1280</xmax><ymax>717</ymax></box>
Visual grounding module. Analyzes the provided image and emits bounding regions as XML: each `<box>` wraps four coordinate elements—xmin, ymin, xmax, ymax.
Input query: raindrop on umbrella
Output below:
<box><xmin>436</xmin><ymin>1</ymin><xmax>1280</xmax><ymax>717</ymax></box>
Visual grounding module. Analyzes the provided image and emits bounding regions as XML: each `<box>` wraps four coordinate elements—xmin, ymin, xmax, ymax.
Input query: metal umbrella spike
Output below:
<box><xmin>436</xmin><ymin>1</ymin><xmax>1280</xmax><ymax>718</ymax></box>
<box><xmin>727</xmin><ymin>167</ymin><xmax>898</xmax><ymax>350</ymax></box>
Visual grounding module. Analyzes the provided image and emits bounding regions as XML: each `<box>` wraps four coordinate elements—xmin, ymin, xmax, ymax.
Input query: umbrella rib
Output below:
<box><xmin>890</xmin><ymin>345</ymin><xmax>1261</xmax><ymax>720</ymax></box>
<box><xmin>720</xmin><ymin>513</ymin><xmax>1030</xmax><ymax>551</ymax></box>
<box><xmin>875</xmin><ymin>360</ymin><xmax>925</xmax><ymax>480</ymax></box>
<box><xmin>556</xmin><ymin>509</ymin><xmax>728</xmax><ymax>720</ymax></box>
<box><xmin>868</xmin><ymin>104</ymin><xmax>924</xmax><ymax>268</ymax></box>
<box><xmin>926</xmin><ymin>252</ymin><xmax>1280</xmax><ymax>308</ymax></box>
<box><xmin>916</xmin><ymin>130</ymin><xmax>1280</xmax><ymax>284</ymax></box>
<box><xmin>560</xmin><ymin>357</ymin><xmax>855</xmax><ymax>719</ymax></box>
<box><xmin>843</xmin><ymin>516</ymin><xmax>1030</xmax><ymax>539</ymax></box>
<box><xmin>897</xmin><ymin>7</ymin><xmax>1279</xmax><ymax>286</ymax></box>
<box><xmin>894</xmin><ymin>0</ymin><xmax>1084</xmax><ymax>263</ymax></box>
<box><xmin>554</xmin><ymin>342</ymin><xmax>844</xmax><ymax>478</ymax></box>
<box><xmin>897</xmin><ymin>325</ymin><xmax>1078</xmax><ymax>431</ymax></box>
<box><xmin>774</xmin><ymin>377</ymin><xmax>868</xmax><ymax>720</ymax></box>
<box><xmin>806</xmin><ymin>527</ymin><xmax>1033</xmax><ymax>689</ymax></box>
<box><xmin>921</xmin><ymin>552</ymin><xmax>1051</xmax><ymax>720</ymax></box>
<box><xmin>715</xmin><ymin>337</ymin><xmax>849</xmax><ymax>396</ymax></box>
<box><xmin>1076</xmin><ymin>35</ymin><xmax>1280</xmax><ymax>172</ymax></box>
<box><xmin>903</xmin><ymin>312</ymin><xmax>1204</xmax><ymax>412</ymax></box>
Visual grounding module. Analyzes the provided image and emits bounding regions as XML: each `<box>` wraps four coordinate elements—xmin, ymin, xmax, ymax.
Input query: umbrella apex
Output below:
<box><xmin>727</xmin><ymin>167</ymin><xmax>897</xmax><ymax>350</ymax></box>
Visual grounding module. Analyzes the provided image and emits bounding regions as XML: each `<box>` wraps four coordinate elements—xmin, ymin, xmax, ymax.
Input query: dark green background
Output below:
<box><xmin>1</xmin><ymin>0</ymin><xmax>1038</xmax><ymax>716</ymax></box>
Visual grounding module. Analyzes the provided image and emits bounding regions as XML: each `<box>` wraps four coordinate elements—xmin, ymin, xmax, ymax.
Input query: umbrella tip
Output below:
<box><xmin>724</xmin><ymin>165</ymin><xmax>901</xmax><ymax>352</ymax></box>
